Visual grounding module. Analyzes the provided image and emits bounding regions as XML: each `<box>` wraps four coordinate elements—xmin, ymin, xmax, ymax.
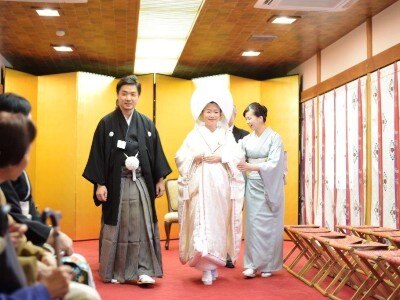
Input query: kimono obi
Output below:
<box><xmin>121</xmin><ymin>166</ymin><xmax>142</xmax><ymax>178</ymax></box>
<box><xmin>247</xmin><ymin>157</ymin><xmax>267</xmax><ymax>180</ymax></box>
<box><xmin>248</xmin><ymin>157</ymin><xmax>268</xmax><ymax>164</ymax></box>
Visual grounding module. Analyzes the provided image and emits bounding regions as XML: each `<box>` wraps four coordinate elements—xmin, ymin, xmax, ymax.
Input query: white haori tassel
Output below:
<box><xmin>177</xmin><ymin>177</ymin><xmax>190</xmax><ymax>201</ymax></box>
<box><xmin>124</xmin><ymin>152</ymin><xmax>139</xmax><ymax>181</ymax></box>
<box><xmin>230</xmin><ymin>177</ymin><xmax>245</xmax><ymax>199</ymax></box>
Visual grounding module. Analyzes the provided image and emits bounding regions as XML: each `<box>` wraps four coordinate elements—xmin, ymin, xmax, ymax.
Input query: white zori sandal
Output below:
<box><xmin>242</xmin><ymin>268</ymin><xmax>256</xmax><ymax>278</ymax></box>
<box><xmin>202</xmin><ymin>271</ymin><xmax>213</xmax><ymax>285</ymax></box>
<box><xmin>137</xmin><ymin>275</ymin><xmax>155</xmax><ymax>285</ymax></box>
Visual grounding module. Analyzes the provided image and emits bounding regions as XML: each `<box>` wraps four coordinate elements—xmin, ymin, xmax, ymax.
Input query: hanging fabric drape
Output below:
<box><xmin>370</xmin><ymin>62</ymin><xmax>400</xmax><ymax>228</ymax></box>
<box><xmin>301</xmin><ymin>76</ymin><xmax>367</xmax><ymax>229</ymax></box>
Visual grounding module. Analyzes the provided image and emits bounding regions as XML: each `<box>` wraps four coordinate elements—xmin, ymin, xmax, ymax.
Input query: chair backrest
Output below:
<box><xmin>165</xmin><ymin>179</ymin><xmax>178</xmax><ymax>212</ymax></box>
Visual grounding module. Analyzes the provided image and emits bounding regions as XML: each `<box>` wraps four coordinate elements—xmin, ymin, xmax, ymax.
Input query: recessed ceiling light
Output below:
<box><xmin>269</xmin><ymin>16</ymin><xmax>300</xmax><ymax>24</ymax></box>
<box><xmin>52</xmin><ymin>45</ymin><xmax>74</xmax><ymax>52</ymax></box>
<box><xmin>56</xmin><ymin>30</ymin><xmax>66</xmax><ymax>37</ymax></box>
<box><xmin>36</xmin><ymin>8</ymin><xmax>60</xmax><ymax>17</ymax></box>
<box><xmin>242</xmin><ymin>51</ymin><xmax>261</xmax><ymax>57</ymax></box>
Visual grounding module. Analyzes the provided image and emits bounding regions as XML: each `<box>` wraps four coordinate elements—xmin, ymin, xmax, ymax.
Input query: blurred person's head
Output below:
<box><xmin>0</xmin><ymin>112</ymin><xmax>36</xmax><ymax>182</ymax></box>
<box><xmin>228</xmin><ymin>105</ymin><xmax>237</xmax><ymax>127</ymax></box>
<box><xmin>0</xmin><ymin>93</ymin><xmax>32</xmax><ymax>116</ymax></box>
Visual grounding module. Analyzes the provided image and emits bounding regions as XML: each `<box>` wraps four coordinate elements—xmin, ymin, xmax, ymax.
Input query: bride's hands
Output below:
<box><xmin>203</xmin><ymin>155</ymin><xmax>221</xmax><ymax>164</ymax></box>
<box><xmin>193</xmin><ymin>154</ymin><xmax>221</xmax><ymax>164</ymax></box>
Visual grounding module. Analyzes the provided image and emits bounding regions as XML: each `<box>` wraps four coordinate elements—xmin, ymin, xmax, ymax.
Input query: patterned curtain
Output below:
<box><xmin>301</xmin><ymin>98</ymin><xmax>317</xmax><ymax>224</ymax></box>
<box><xmin>301</xmin><ymin>77</ymin><xmax>367</xmax><ymax>228</ymax></box>
<box><xmin>370</xmin><ymin>62</ymin><xmax>400</xmax><ymax>228</ymax></box>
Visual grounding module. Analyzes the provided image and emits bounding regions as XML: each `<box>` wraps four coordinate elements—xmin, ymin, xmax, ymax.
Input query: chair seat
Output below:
<box><xmin>164</xmin><ymin>211</ymin><xmax>178</xmax><ymax>223</ymax></box>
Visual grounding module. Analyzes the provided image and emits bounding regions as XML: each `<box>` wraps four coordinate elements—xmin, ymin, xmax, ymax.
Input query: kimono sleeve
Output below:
<box><xmin>175</xmin><ymin>132</ymin><xmax>199</xmax><ymax>201</ymax></box>
<box><xmin>151</xmin><ymin>126</ymin><xmax>172</xmax><ymax>182</ymax></box>
<box><xmin>82</xmin><ymin>120</ymin><xmax>107</xmax><ymax>186</ymax></box>
<box><xmin>0</xmin><ymin>181</ymin><xmax>51</xmax><ymax>246</ymax></box>
<box><xmin>258</xmin><ymin>134</ymin><xmax>285</xmax><ymax>212</ymax></box>
<box><xmin>175</xmin><ymin>131</ymin><xmax>198</xmax><ymax>179</ymax></box>
<box><xmin>221</xmin><ymin>131</ymin><xmax>244</xmax><ymax>165</ymax></box>
<box><xmin>0</xmin><ymin>285</ymin><xmax>51</xmax><ymax>300</ymax></box>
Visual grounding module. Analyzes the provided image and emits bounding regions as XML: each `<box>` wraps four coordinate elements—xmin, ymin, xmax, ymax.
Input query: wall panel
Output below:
<box><xmin>75</xmin><ymin>72</ymin><xmax>116</xmax><ymax>239</ymax></box>
<box><xmin>261</xmin><ymin>75</ymin><xmax>300</xmax><ymax>225</ymax></box>
<box><xmin>36</xmin><ymin>73</ymin><xmax>77</xmax><ymax>238</ymax></box>
<box><xmin>230</xmin><ymin>75</ymin><xmax>260</xmax><ymax>129</ymax></box>
<box><xmin>155</xmin><ymin>74</ymin><xmax>194</xmax><ymax>240</ymax></box>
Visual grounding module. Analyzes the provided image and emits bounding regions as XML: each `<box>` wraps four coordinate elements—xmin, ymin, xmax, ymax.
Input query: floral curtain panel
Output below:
<box><xmin>301</xmin><ymin>77</ymin><xmax>367</xmax><ymax>229</ymax></box>
<box><xmin>370</xmin><ymin>62</ymin><xmax>400</xmax><ymax>228</ymax></box>
<box><xmin>301</xmin><ymin>98</ymin><xmax>317</xmax><ymax>224</ymax></box>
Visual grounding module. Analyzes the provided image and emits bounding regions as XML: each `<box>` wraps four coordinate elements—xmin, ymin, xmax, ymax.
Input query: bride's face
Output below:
<box><xmin>202</xmin><ymin>102</ymin><xmax>221</xmax><ymax>130</ymax></box>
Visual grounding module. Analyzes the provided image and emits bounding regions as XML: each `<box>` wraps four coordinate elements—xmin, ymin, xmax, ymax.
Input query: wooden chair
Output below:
<box><xmin>283</xmin><ymin>224</ymin><xmax>321</xmax><ymax>266</ymax></box>
<box><xmin>335</xmin><ymin>225</ymin><xmax>380</xmax><ymax>236</ymax></box>
<box><xmin>284</xmin><ymin>226</ymin><xmax>331</xmax><ymax>282</ymax></box>
<box><xmin>312</xmin><ymin>235</ymin><xmax>366</xmax><ymax>298</ymax></box>
<box><xmin>164</xmin><ymin>179</ymin><xmax>179</xmax><ymax>250</ymax></box>
<box><xmin>351</xmin><ymin>248</ymin><xmax>400</xmax><ymax>299</ymax></box>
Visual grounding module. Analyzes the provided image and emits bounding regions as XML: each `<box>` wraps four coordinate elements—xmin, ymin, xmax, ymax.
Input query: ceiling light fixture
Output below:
<box><xmin>36</xmin><ymin>8</ymin><xmax>60</xmax><ymax>17</ymax></box>
<box><xmin>242</xmin><ymin>51</ymin><xmax>261</xmax><ymax>57</ymax></box>
<box><xmin>134</xmin><ymin>0</ymin><xmax>204</xmax><ymax>75</ymax></box>
<box><xmin>269</xmin><ymin>15</ymin><xmax>300</xmax><ymax>24</ymax></box>
<box><xmin>248</xmin><ymin>34</ymin><xmax>276</xmax><ymax>42</ymax></box>
<box><xmin>56</xmin><ymin>30</ymin><xmax>66</xmax><ymax>37</ymax></box>
<box><xmin>52</xmin><ymin>45</ymin><xmax>74</xmax><ymax>52</ymax></box>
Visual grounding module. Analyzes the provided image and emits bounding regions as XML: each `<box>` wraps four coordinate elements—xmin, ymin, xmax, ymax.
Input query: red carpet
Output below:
<box><xmin>74</xmin><ymin>240</ymin><xmax>335</xmax><ymax>300</ymax></box>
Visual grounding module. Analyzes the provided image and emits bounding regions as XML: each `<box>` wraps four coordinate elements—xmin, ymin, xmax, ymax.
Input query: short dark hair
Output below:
<box><xmin>0</xmin><ymin>112</ymin><xmax>36</xmax><ymax>167</ymax></box>
<box><xmin>243</xmin><ymin>102</ymin><xmax>268</xmax><ymax>122</ymax></box>
<box><xmin>0</xmin><ymin>93</ymin><xmax>32</xmax><ymax>116</ymax></box>
<box><xmin>116</xmin><ymin>75</ymin><xmax>141</xmax><ymax>95</ymax></box>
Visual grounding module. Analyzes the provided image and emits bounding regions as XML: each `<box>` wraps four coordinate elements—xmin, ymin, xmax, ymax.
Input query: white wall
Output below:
<box><xmin>289</xmin><ymin>0</ymin><xmax>400</xmax><ymax>91</ymax></box>
<box><xmin>373</xmin><ymin>0</ymin><xmax>400</xmax><ymax>55</ymax></box>
<box><xmin>321</xmin><ymin>23</ymin><xmax>366</xmax><ymax>81</ymax></box>
<box><xmin>288</xmin><ymin>55</ymin><xmax>317</xmax><ymax>90</ymax></box>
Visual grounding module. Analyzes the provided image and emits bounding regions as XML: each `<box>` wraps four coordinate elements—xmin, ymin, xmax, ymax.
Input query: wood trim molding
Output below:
<box><xmin>301</xmin><ymin>42</ymin><xmax>400</xmax><ymax>102</ymax></box>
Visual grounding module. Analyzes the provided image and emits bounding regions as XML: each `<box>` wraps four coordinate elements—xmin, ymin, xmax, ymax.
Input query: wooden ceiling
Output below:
<box><xmin>0</xmin><ymin>0</ymin><xmax>139</xmax><ymax>77</ymax></box>
<box><xmin>0</xmin><ymin>0</ymin><xmax>398</xmax><ymax>80</ymax></box>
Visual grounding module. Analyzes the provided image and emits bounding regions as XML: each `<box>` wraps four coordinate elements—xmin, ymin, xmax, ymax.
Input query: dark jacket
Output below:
<box><xmin>232</xmin><ymin>125</ymin><xmax>249</xmax><ymax>143</ymax></box>
<box><xmin>0</xmin><ymin>175</ymin><xmax>51</xmax><ymax>246</ymax></box>
<box><xmin>83</xmin><ymin>108</ymin><xmax>172</xmax><ymax>225</ymax></box>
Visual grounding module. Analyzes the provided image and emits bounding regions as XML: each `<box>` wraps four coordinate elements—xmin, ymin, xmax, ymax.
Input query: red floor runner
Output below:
<box><xmin>74</xmin><ymin>240</ymin><xmax>333</xmax><ymax>300</ymax></box>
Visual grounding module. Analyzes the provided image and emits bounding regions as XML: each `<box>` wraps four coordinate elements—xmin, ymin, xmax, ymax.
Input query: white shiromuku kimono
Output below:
<box><xmin>175</xmin><ymin>124</ymin><xmax>245</xmax><ymax>271</ymax></box>
<box><xmin>241</xmin><ymin>127</ymin><xmax>285</xmax><ymax>273</ymax></box>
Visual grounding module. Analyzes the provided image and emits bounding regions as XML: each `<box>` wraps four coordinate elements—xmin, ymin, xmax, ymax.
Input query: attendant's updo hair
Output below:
<box><xmin>243</xmin><ymin>102</ymin><xmax>268</xmax><ymax>122</ymax></box>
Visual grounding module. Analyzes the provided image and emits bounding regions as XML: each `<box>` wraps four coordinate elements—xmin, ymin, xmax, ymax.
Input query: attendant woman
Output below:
<box><xmin>175</xmin><ymin>88</ymin><xmax>244</xmax><ymax>285</ymax></box>
<box><xmin>237</xmin><ymin>102</ymin><xmax>285</xmax><ymax>278</ymax></box>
